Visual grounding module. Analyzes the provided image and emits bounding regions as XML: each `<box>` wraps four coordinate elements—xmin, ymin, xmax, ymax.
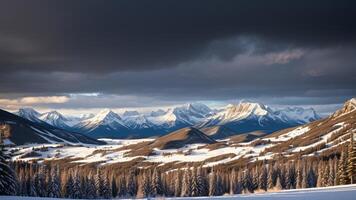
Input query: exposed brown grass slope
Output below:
<box><xmin>149</xmin><ymin>127</ymin><xmax>216</xmax><ymax>149</ymax></box>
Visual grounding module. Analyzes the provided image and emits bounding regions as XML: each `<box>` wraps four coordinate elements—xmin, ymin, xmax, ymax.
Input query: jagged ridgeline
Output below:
<box><xmin>1</xmin><ymin>98</ymin><xmax>356</xmax><ymax>198</ymax></box>
<box><xmin>14</xmin><ymin>102</ymin><xmax>320</xmax><ymax>139</ymax></box>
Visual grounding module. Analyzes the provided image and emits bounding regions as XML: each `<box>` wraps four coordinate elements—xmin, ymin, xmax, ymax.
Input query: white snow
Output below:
<box><xmin>1</xmin><ymin>184</ymin><xmax>356</xmax><ymax>200</ymax></box>
<box><xmin>290</xmin><ymin>124</ymin><xmax>343</xmax><ymax>153</ymax></box>
<box><xmin>168</xmin><ymin>184</ymin><xmax>356</xmax><ymax>200</ymax></box>
<box><xmin>266</xmin><ymin>126</ymin><xmax>310</xmax><ymax>142</ymax></box>
<box><xmin>13</xmin><ymin>101</ymin><xmax>320</xmax><ymax>134</ymax></box>
<box><xmin>208</xmin><ymin>102</ymin><xmax>268</xmax><ymax>124</ymax></box>
<box><xmin>80</xmin><ymin>109</ymin><xmax>125</xmax><ymax>126</ymax></box>
<box><xmin>98</xmin><ymin>138</ymin><xmax>154</xmax><ymax>145</ymax></box>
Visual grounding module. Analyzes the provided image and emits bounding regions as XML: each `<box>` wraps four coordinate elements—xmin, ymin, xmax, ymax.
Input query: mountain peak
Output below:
<box><xmin>38</xmin><ymin>110</ymin><xmax>74</xmax><ymax>128</ymax></box>
<box><xmin>87</xmin><ymin>109</ymin><xmax>122</xmax><ymax>125</ymax></box>
<box><xmin>17</xmin><ymin>107</ymin><xmax>40</xmax><ymax>116</ymax></box>
<box><xmin>275</xmin><ymin>107</ymin><xmax>320</xmax><ymax>123</ymax></box>
<box><xmin>172</xmin><ymin>102</ymin><xmax>213</xmax><ymax>123</ymax></box>
<box><xmin>344</xmin><ymin>98</ymin><xmax>356</xmax><ymax>110</ymax></box>
<box><xmin>332</xmin><ymin>97</ymin><xmax>356</xmax><ymax>117</ymax></box>
<box><xmin>16</xmin><ymin>107</ymin><xmax>41</xmax><ymax>122</ymax></box>
<box><xmin>223</xmin><ymin>101</ymin><xmax>268</xmax><ymax>120</ymax></box>
<box><xmin>42</xmin><ymin>111</ymin><xmax>65</xmax><ymax>120</ymax></box>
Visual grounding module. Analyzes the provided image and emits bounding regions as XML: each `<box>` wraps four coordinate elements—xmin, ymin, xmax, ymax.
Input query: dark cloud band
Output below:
<box><xmin>0</xmin><ymin>0</ymin><xmax>355</xmax><ymax>110</ymax></box>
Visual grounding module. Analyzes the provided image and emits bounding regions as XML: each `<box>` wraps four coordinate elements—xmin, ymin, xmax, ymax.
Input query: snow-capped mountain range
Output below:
<box><xmin>14</xmin><ymin>102</ymin><xmax>321</xmax><ymax>139</ymax></box>
<box><xmin>197</xmin><ymin>102</ymin><xmax>321</xmax><ymax>136</ymax></box>
<box><xmin>9</xmin><ymin>98</ymin><xmax>355</xmax><ymax>169</ymax></box>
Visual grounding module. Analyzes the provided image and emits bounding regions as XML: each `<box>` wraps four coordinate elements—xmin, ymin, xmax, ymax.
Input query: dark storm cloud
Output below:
<box><xmin>1</xmin><ymin>0</ymin><xmax>355</xmax><ymax>72</ymax></box>
<box><xmin>0</xmin><ymin>0</ymin><xmax>355</xmax><ymax>110</ymax></box>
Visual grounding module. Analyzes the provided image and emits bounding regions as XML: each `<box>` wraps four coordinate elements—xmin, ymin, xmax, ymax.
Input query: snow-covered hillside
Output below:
<box><xmin>8</xmin><ymin>98</ymin><xmax>354</xmax><ymax>168</ymax></box>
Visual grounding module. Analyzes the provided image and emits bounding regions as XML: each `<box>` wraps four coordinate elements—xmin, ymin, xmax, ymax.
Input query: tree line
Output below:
<box><xmin>1</xmin><ymin>133</ymin><xmax>356</xmax><ymax>198</ymax></box>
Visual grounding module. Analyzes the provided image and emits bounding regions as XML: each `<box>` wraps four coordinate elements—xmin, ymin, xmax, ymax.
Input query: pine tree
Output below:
<box><xmin>236</xmin><ymin>170</ymin><xmax>243</xmax><ymax>194</ymax></box>
<box><xmin>252</xmin><ymin>167</ymin><xmax>259</xmax><ymax>191</ymax></box>
<box><xmin>328</xmin><ymin>159</ymin><xmax>336</xmax><ymax>186</ymax></box>
<box><xmin>347</xmin><ymin>130</ymin><xmax>356</xmax><ymax>184</ymax></box>
<box><xmin>216</xmin><ymin>171</ymin><xmax>224</xmax><ymax>195</ymax></box>
<box><xmin>243</xmin><ymin>169</ymin><xmax>253</xmax><ymax>193</ymax></box>
<box><xmin>317</xmin><ymin>162</ymin><xmax>324</xmax><ymax>187</ymax></box>
<box><xmin>322</xmin><ymin>163</ymin><xmax>330</xmax><ymax>187</ymax></box>
<box><xmin>0</xmin><ymin>142</ymin><xmax>17</xmax><ymax>195</ymax></box>
<box><xmin>47</xmin><ymin>165</ymin><xmax>61</xmax><ymax>198</ymax></box>
<box><xmin>338</xmin><ymin>148</ymin><xmax>349</xmax><ymax>185</ymax></box>
<box><xmin>181</xmin><ymin>169</ymin><xmax>192</xmax><ymax>197</ymax></box>
<box><xmin>259</xmin><ymin>165</ymin><xmax>268</xmax><ymax>191</ymax></box>
<box><xmin>191</xmin><ymin>168</ymin><xmax>199</xmax><ymax>196</ymax></box>
<box><xmin>65</xmin><ymin>172</ymin><xmax>74</xmax><ymax>198</ymax></box>
<box><xmin>111</xmin><ymin>175</ymin><xmax>118</xmax><ymax>198</ymax></box>
<box><xmin>151</xmin><ymin>168</ymin><xmax>163</xmax><ymax>197</ymax></box>
<box><xmin>101</xmin><ymin>172</ymin><xmax>112</xmax><ymax>199</ymax></box>
<box><xmin>287</xmin><ymin>163</ymin><xmax>296</xmax><ymax>189</ymax></box>
<box><xmin>30</xmin><ymin>175</ymin><xmax>38</xmax><ymax>197</ymax></box>
<box><xmin>166</xmin><ymin>172</ymin><xmax>175</xmax><ymax>196</ymax></box>
<box><xmin>117</xmin><ymin>176</ymin><xmax>126</xmax><ymax>197</ymax></box>
<box><xmin>127</xmin><ymin>170</ymin><xmax>137</xmax><ymax>197</ymax></box>
<box><xmin>85</xmin><ymin>173</ymin><xmax>97</xmax><ymax>199</ymax></box>
<box><xmin>301</xmin><ymin>165</ymin><xmax>308</xmax><ymax>188</ymax></box>
<box><xmin>174</xmin><ymin>170</ymin><xmax>181</xmax><ymax>196</ymax></box>
<box><xmin>18</xmin><ymin>169</ymin><xmax>27</xmax><ymax>196</ymax></box>
<box><xmin>197</xmin><ymin>167</ymin><xmax>207</xmax><ymax>196</ymax></box>
<box><xmin>230</xmin><ymin>169</ymin><xmax>238</xmax><ymax>194</ymax></box>
<box><xmin>333</xmin><ymin>158</ymin><xmax>339</xmax><ymax>186</ymax></box>
<box><xmin>307</xmin><ymin>166</ymin><xmax>316</xmax><ymax>188</ymax></box>
<box><xmin>279</xmin><ymin>166</ymin><xmax>286</xmax><ymax>189</ymax></box>
<box><xmin>296</xmin><ymin>161</ymin><xmax>303</xmax><ymax>189</ymax></box>
<box><xmin>267</xmin><ymin>165</ymin><xmax>274</xmax><ymax>190</ymax></box>
<box><xmin>71</xmin><ymin>168</ymin><xmax>82</xmax><ymax>199</ymax></box>
<box><xmin>208</xmin><ymin>170</ymin><xmax>217</xmax><ymax>196</ymax></box>
<box><xmin>141</xmin><ymin>171</ymin><xmax>151</xmax><ymax>197</ymax></box>
<box><xmin>94</xmin><ymin>168</ymin><xmax>103</xmax><ymax>197</ymax></box>
<box><xmin>272</xmin><ymin>162</ymin><xmax>279</xmax><ymax>186</ymax></box>
<box><xmin>35</xmin><ymin>166</ymin><xmax>46</xmax><ymax>197</ymax></box>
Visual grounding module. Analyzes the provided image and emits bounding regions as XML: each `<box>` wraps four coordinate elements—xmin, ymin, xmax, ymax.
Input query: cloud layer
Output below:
<box><xmin>0</xmin><ymin>0</ymin><xmax>355</xmax><ymax>113</ymax></box>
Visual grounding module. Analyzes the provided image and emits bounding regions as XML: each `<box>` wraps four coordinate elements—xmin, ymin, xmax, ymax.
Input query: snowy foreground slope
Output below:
<box><xmin>178</xmin><ymin>185</ymin><xmax>356</xmax><ymax>200</ymax></box>
<box><xmin>1</xmin><ymin>185</ymin><xmax>356</xmax><ymax>200</ymax></box>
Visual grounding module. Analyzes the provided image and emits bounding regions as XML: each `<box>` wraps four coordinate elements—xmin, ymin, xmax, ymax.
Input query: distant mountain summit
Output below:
<box><xmin>198</xmin><ymin>101</ymin><xmax>321</xmax><ymax>138</ymax></box>
<box><xmin>39</xmin><ymin>111</ymin><xmax>75</xmax><ymax>129</ymax></box>
<box><xmin>16</xmin><ymin>108</ymin><xmax>42</xmax><ymax>123</ymax></box>
<box><xmin>74</xmin><ymin>109</ymin><xmax>131</xmax><ymax>138</ymax></box>
<box><xmin>332</xmin><ymin>98</ymin><xmax>356</xmax><ymax>117</ymax></box>
<box><xmin>1</xmin><ymin>109</ymin><xmax>104</xmax><ymax>145</ymax></box>
<box><xmin>13</xmin><ymin>101</ymin><xmax>321</xmax><ymax>139</ymax></box>
<box><xmin>146</xmin><ymin>102</ymin><xmax>214</xmax><ymax>132</ymax></box>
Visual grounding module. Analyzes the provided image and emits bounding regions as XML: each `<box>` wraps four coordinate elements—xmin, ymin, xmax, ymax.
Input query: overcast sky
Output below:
<box><xmin>0</xmin><ymin>0</ymin><xmax>355</xmax><ymax>116</ymax></box>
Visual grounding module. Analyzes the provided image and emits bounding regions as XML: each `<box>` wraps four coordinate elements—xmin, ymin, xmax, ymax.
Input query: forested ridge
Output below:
<box><xmin>2</xmin><ymin>134</ymin><xmax>354</xmax><ymax>198</ymax></box>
